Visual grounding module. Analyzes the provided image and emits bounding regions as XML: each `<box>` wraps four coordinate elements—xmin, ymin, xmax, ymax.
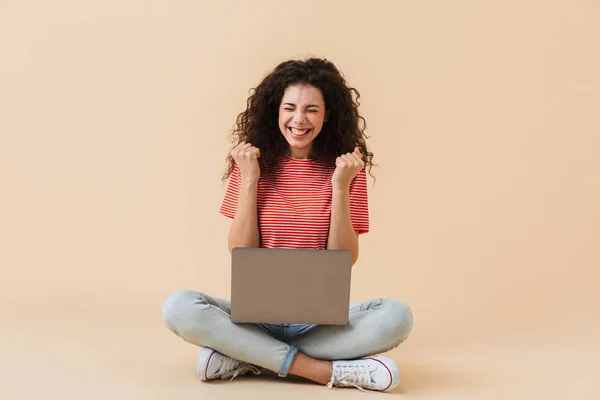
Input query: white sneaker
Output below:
<box><xmin>326</xmin><ymin>355</ymin><xmax>400</xmax><ymax>392</ymax></box>
<box><xmin>196</xmin><ymin>347</ymin><xmax>261</xmax><ymax>381</ymax></box>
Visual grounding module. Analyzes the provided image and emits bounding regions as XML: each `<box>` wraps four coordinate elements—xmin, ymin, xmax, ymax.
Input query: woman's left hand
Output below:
<box><xmin>332</xmin><ymin>147</ymin><xmax>365</xmax><ymax>189</ymax></box>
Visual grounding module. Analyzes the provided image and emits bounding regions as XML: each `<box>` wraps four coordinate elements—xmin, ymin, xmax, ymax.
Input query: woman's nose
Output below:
<box><xmin>293</xmin><ymin>111</ymin><xmax>306</xmax><ymax>123</ymax></box>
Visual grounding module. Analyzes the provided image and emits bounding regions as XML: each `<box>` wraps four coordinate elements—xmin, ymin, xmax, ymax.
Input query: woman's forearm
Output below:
<box><xmin>327</xmin><ymin>185</ymin><xmax>359</xmax><ymax>265</ymax></box>
<box><xmin>228</xmin><ymin>178</ymin><xmax>260</xmax><ymax>252</ymax></box>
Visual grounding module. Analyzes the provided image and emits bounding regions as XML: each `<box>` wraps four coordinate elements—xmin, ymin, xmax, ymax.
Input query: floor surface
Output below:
<box><xmin>2</xmin><ymin>289</ymin><xmax>598</xmax><ymax>400</ymax></box>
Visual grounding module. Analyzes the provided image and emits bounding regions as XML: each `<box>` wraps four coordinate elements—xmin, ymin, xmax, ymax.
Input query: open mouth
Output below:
<box><xmin>288</xmin><ymin>127</ymin><xmax>312</xmax><ymax>139</ymax></box>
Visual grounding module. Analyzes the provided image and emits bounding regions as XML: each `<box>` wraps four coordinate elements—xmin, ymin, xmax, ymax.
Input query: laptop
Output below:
<box><xmin>230</xmin><ymin>247</ymin><xmax>353</xmax><ymax>325</ymax></box>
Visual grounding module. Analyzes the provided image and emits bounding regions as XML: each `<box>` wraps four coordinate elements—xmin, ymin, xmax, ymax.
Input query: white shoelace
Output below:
<box><xmin>326</xmin><ymin>363</ymin><xmax>373</xmax><ymax>392</ymax></box>
<box><xmin>220</xmin><ymin>356</ymin><xmax>261</xmax><ymax>381</ymax></box>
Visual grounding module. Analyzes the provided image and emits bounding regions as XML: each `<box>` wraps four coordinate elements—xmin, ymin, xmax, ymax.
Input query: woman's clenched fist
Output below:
<box><xmin>331</xmin><ymin>147</ymin><xmax>364</xmax><ymax>189</ymax></box>
<box><xmin>231</xmin><ymin>141</ymin><xmax>261</xmax><ymax>182</ymax></box>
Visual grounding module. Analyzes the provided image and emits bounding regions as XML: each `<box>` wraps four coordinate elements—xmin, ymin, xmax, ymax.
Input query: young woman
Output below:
<box><xmin>162</xmin><ymin>58</ymin><xmax>414</xmax><ymax>392</ymax></box>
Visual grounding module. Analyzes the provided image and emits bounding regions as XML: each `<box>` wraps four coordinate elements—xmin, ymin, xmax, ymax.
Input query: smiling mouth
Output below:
<box><xmin>288</xmin><ymin>127</ymin><xmax>312</xmax><ymax>137</ymax></box>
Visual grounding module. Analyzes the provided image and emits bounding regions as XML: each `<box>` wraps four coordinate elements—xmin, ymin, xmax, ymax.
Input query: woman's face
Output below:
<box><xmin>278</xmin><ymin>84</ymin><xmax>326</xmax><ymax>159</ymax></box>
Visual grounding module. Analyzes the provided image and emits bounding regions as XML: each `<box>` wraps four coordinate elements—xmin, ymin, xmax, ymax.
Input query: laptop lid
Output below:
<box><xmin>230</xmin><ymin>247</ymin><xmax>352</xmax><ymax>325</ymax></box>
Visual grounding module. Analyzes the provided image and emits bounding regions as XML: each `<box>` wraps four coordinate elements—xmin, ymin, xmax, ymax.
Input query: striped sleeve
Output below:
<box><xmin>219</xmin><ymin>164</ymin><xmax>241</xmax><ymax>218</ymax></box>
<box><xmin>349</xmin><ymin>168</ymin><xmax>370</xmax><ymax>234</ymax></box>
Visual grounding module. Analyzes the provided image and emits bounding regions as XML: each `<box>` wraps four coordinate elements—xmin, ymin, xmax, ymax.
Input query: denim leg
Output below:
<box><xmin>162</xmin><ymin>289</ymin><xmax>298</xmax><ymax>377</ymax></box>
<box><xmin>287</xmin><ymin>298</ymin><xmax>414</xmax><ymax>360</ymax></box>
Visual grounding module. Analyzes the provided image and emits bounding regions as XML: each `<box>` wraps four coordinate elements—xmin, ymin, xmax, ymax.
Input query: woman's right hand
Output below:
<box><xmin>230</xmin><ymin>141</ymin><xmax>261</xmax><ymax>181</ymax></box>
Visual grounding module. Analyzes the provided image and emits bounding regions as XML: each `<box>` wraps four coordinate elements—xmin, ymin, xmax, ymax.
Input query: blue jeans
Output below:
<box><xmin>162</xmin><ymin>290</ymin><xmax>414</xmax><ymax>377</ymax></box>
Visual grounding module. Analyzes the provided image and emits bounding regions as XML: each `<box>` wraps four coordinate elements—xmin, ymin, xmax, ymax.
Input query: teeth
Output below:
<box><xmin>290</xmin><ymin>127</ymin><xmax>309</xmax><ymax>136</ymax></box>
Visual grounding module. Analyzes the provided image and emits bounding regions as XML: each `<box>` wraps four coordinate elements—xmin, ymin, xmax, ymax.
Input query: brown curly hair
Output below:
<box><xmin>223</xmin><ymin>57</ymin><xmax>376</xmax><ymax>181</ymax></box>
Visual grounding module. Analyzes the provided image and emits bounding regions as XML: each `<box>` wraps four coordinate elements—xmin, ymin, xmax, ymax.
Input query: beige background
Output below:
<box><xmin>1</xmin><ymin>1</ymin><xmax>599</xmax><ymax>399</ymax></box>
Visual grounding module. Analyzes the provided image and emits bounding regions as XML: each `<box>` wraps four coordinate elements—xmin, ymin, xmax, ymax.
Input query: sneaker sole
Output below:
<box><xmin>364</xmin><ymin>355</ymin><xmax>400</xmax><ymax>392</ymax></box>
<box><xmin>197</xmin><ymin>347</ymin><xmax>216</xmax><ymax>381</ymax></box>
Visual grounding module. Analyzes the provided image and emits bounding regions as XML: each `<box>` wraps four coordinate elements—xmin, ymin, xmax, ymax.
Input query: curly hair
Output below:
<box><xmin>222</xmin><ymin>57</ymin><xmax>376</xmax><ymax>182</ymax></box>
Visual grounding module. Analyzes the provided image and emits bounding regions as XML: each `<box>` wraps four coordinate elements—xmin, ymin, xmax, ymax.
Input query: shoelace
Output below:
<box><xmin>326</xmin><ymin>363</ymin><xmax>373</xmax><ymax>392</ymax></box>
<box><xmin>228</xmin><ymin>364</ymin><xmax>261</xmax><ymax>381</ymax></box>
<box><xmin>220</xmin><ymin>356</ymin><xmax>261</xmax><ymax>381</ymax></box>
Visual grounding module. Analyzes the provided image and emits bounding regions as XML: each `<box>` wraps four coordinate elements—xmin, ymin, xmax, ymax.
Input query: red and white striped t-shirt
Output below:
<box><xmin>219</xmin><ymin>154</ymin><xmax>370</xmax><ymax>249</ymax></box>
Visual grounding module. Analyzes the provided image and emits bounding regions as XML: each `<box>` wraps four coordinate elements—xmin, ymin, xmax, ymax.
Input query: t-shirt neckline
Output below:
<box><xmin>283</xmin><ymin>153</ymin><xmax>314</xmax><ymax>162</ymax></box>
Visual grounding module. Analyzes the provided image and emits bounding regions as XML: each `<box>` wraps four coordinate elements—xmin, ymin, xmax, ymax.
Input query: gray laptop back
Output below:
<box><xmin>230</xmin><ymin>247</ymin><xmax>352</xmax><ymax>325</ymax></box>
